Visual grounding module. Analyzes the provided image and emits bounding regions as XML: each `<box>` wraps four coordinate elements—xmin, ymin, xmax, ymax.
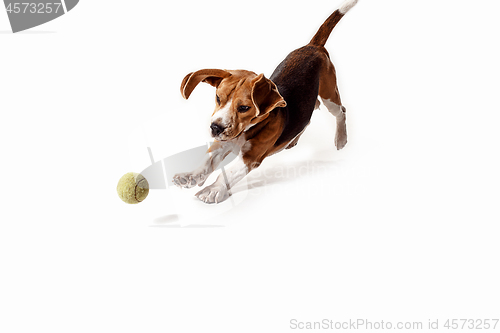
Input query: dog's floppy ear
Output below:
<box><xmin>250</xmin><ymin>74</ymin><xmax>286</xmax><ymax>116</ymax></box>
<box><xmin>180</xmin><ymin>69</ymin><xmax>232</xmax><ymax>100</ymax></box>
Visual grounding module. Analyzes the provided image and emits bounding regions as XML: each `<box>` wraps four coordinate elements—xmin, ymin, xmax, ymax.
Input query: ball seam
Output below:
<box><xmin>134</xmin><ymin>183</ymin><xmax>141</xmax><ymax>203</ymax></box>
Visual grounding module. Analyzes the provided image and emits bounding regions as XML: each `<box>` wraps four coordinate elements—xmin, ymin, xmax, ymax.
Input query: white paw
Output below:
<box><xmin>335</xmin><ymin>131</ymin><xmax>348</xmax><ymax>150</ymax></box>
<box><xmin>173</xmin><ymin>172</ymin><xmax>207</xmax><ymax>189</ymax></box>
<box><xmin>335</xmin><ymin>108</ymin><xmax>347</xmax><ymax>150</ymax></box>
<box><xmin>195</xmin><ymin>184</ymin><xmax>230</xmax><ymax>204</ymax></box>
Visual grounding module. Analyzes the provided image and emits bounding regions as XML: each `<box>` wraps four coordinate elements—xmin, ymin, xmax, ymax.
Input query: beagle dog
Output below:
<box><xmin>173</xmin><ymin>0</ymin><xmax>358</xmax><ymax>203</ymax></box>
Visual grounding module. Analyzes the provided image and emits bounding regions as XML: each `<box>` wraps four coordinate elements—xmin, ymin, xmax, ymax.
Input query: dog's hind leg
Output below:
<box><xmin>322</xmin><ymin>98</ymin><xmax>347</xmax><ymax>150</ymax></box>
<box><xmin>318</xmin><ymin>56</ymin><xmax>348</xmax><ymax>150</ymax></box>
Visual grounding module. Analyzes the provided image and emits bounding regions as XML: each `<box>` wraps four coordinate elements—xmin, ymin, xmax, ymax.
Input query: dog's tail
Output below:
<box><xmin>309</xmin><ymin>0</ymin><xmax>358</xmax><ymax>47</ymax></box>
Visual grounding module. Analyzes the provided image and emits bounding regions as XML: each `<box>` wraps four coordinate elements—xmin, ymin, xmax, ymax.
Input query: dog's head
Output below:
<box><xmin>181</xmin><ymin>69</ymin><xmax>286</xmax><ymax>141</ymax></box>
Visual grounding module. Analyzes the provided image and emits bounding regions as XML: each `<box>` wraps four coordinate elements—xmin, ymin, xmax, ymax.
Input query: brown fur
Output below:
<box><xmin>180</xmin><ymin>69</ymin><xmax>286</xmax><ymax>146</ymax></box>
<box><xmin>318</xmin><ymin>50</ymin><xmax>342</xmax><ymax>105</ymax></box>
<box><xmin>310</xmin><ymin>10</ymin><xmax>345</xmax><ymax>46</ymax></box>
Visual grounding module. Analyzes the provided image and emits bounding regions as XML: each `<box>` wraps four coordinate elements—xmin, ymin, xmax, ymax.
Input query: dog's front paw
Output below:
<box><xmin>173</xmin><ymin>172</ymin><xmax>208</xmax><ymax>189</ymax></box>
<box><xmin>195</xmin><ymin>184</ymin><xmax>230</xmax><ymax>204</ymax></box>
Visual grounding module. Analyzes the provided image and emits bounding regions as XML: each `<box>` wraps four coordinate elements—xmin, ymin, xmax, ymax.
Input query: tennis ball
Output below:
<box><xmin>117</xmin><ymin>172</ymin><xmax>149</xmax><ymax>204</ymax></box>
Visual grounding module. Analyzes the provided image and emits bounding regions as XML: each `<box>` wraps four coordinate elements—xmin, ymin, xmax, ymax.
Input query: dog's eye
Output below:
<box><xmin>216</xmin><ymin>95</ymin><xmax>221</xmax><ymax>105</ymax></box>
<box><xmin>237</xmin><ymin>105</ymin><xmax>251</xmax><ymax>113</ymax></box>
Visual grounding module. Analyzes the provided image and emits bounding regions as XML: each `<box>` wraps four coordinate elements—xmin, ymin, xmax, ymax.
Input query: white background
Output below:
<box><xmin>1</xmin><ymin>0</ymin><xmax>499</xmax><ymax>332</ymax></box>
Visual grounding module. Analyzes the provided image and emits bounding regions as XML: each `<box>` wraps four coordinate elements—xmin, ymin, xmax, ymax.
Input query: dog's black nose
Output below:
<box><xmin>210</xmin><ymin>123</ymin><xmax>224</xmax><ymax>136</ymax></box>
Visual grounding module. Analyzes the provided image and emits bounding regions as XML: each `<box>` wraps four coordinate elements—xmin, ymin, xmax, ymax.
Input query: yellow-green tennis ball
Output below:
<box><xmin>117</xmin><ymin>172</ymin><xmax>149</xmax><ymax>204</ymax></box>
